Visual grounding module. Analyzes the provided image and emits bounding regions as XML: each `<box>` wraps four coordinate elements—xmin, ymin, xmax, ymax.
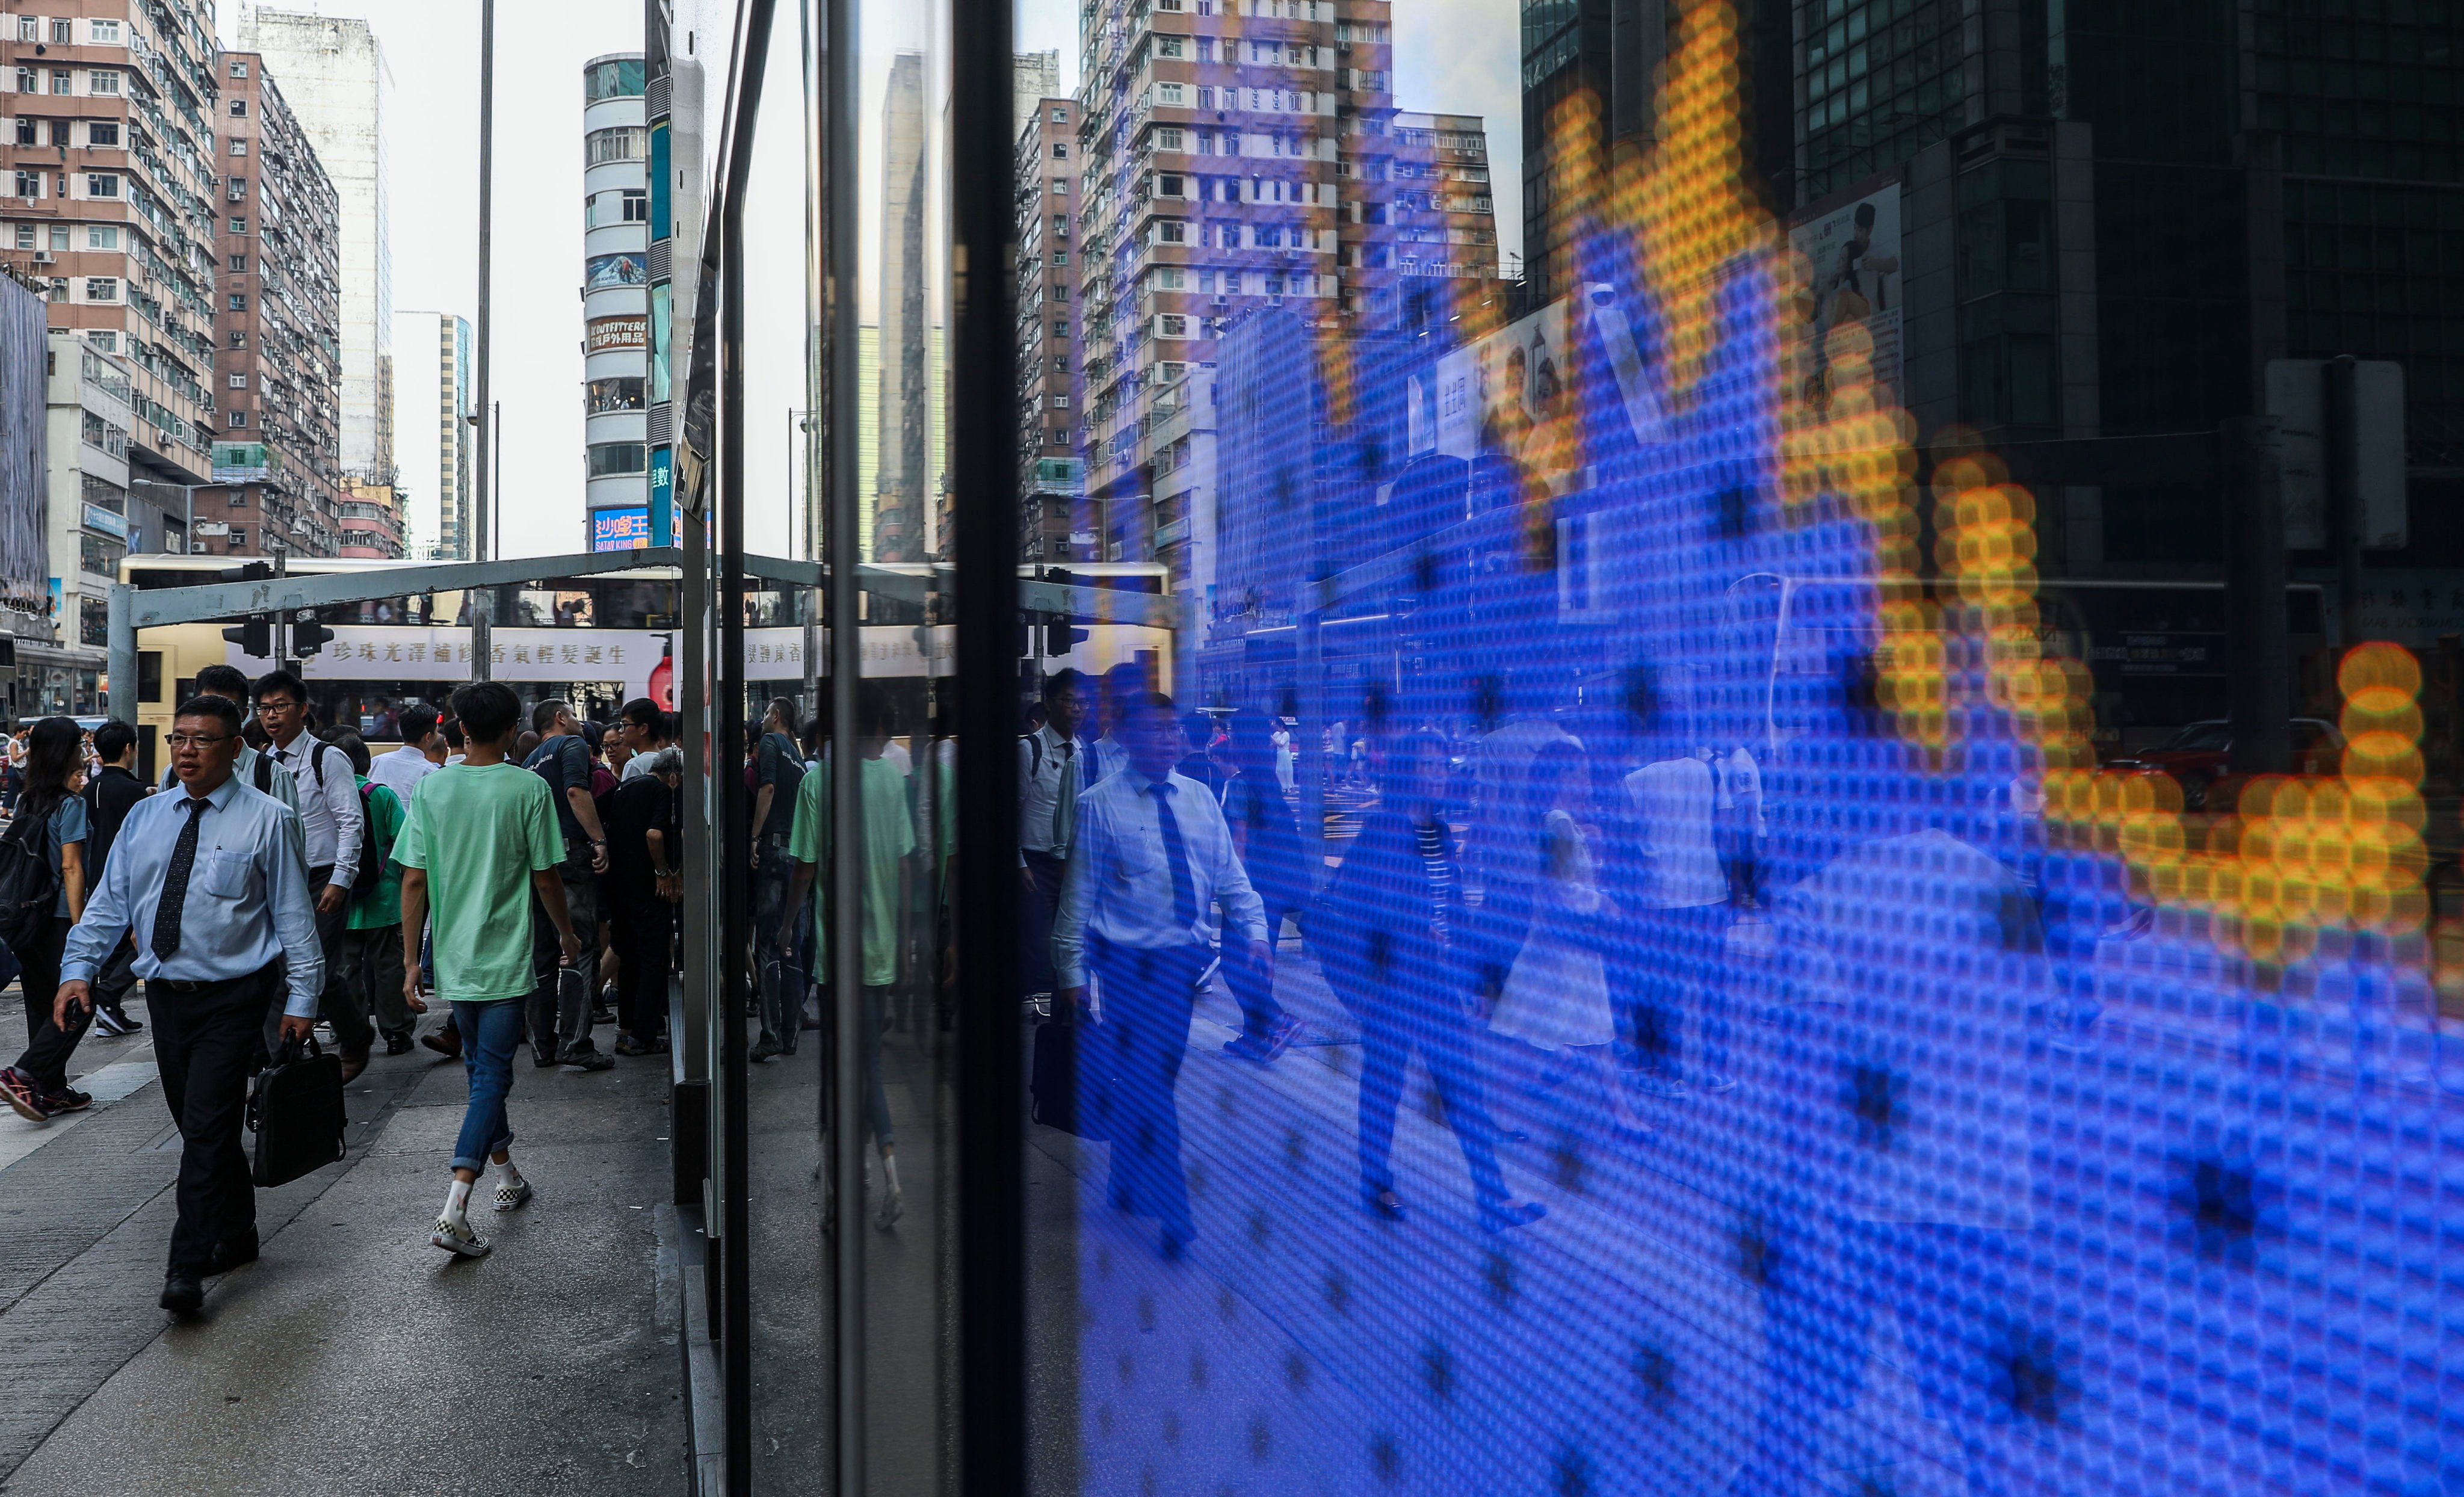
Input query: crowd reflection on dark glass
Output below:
<box><xmin>1005</xmin><ymin>1</ymin><xmax>2452</xmax><ymax>1493</ymax></box>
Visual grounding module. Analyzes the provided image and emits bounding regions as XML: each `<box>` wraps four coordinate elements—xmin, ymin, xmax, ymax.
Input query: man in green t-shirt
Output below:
<box><xmin>327</xmin><ymin>731</ymin><xmax>416</xmax><ymax>1061</ymax></box>
<box><xmin>786</xmin><ymin>681</ymin><xmax>915</xmax><ymax>1229</ymax></box>
<box><xmin>395</xmin><ymin>681</ymin><xmax>580</xmax><ymax>1260</ymax></box>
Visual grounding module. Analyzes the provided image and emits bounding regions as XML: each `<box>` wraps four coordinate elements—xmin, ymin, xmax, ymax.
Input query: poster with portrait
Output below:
<box><xmin>1788</xmin><ymin>176</ymin><xmax>1905</xmax><ymax>410</ymax></box>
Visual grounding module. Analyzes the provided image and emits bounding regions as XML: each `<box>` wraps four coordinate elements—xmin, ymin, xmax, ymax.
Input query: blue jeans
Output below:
<box><xmin>449</xmin><ymin>1000</ymin><xmax>524</xmax><ymax>1172</ymax></box>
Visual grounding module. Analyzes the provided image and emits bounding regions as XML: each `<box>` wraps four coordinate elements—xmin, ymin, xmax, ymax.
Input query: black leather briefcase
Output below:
<box><xmin>249</xmin><ymin>1036</ymin><xmax>347</xmax><ymax>1188</ymax></box>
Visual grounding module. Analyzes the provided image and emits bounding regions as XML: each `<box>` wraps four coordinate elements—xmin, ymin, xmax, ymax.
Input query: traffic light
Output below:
<box><xmin>1043</xmin><ymin>618</ymin><xmax>1089</xmax><ymax>658</ymax></box>
<box><xmin>291</xmin><ymin>610</ymin><xmax>334</xmax><ymax>657</ymax></box>
<box><xmin>218</xmin><ymin>561</ymin><xmax>275</xmax><ymax>658</ymax></box>
<box><xmin>222</xmin><ymin>615</ymin><xmax>271</xmax><ymax>656</ymax></box>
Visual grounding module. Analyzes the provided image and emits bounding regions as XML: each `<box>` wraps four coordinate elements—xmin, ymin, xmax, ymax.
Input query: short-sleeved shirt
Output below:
<box><xmin>347</xmin><ymin>776</ymin><xmax>407</xmax><ymax>930</ymax></box>
<box><xmin>523</xmin><ymin>733</ymin><xmax>594</xmax><ymax>845</ymax></box>
<box><xmin>394</xmin><ymin>762</ymin><xmax>564</xmax><ymax>1002</ymax></box>
<box><xmin>755</xmin><ymin>731</ymin><xmax>805</xmax><ymax>841</ymax></box>
<box><xmin>604</xmin><ymin>773</ymin><xmax>680</xmax><ymax>907</ymax></box>
<box><xmin>23</xmin><ymin>796</ymin><xmax>90</xmax><ymax>917</ymax></box>
<box><xmin>786</xmin><ymin>753</ymin><xmax>915</xmax><ymax>988</ymax></box>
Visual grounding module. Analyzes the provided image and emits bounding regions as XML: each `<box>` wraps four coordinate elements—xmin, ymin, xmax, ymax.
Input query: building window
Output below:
<box><xmin>585</xmin><ymin>126</ymin><xmax>649</xmax><ymax>167</ymax></box>
<box><xmin>588</xmin><ymin>443</ymin><xmax>647</xmax><ymax>478</ymax></box>
<box><xmin>229</xmin><ymin>293</ymin><xmax>247</xmax><ymax>310</ymax></box>
<box><xmin>230</xmin><ymin>99</ymin><xmax>248</xmax><ymax>117</ymax></box>
<box><xmin>229</xmin><ymin>372</ymin><xmax>248</xmax><ymax>389</ymax></box>
<box><xmin>89</xmin><ymin>19</ymin><xmax>120</xmax><ymax>43</ymax></box>
<box><xmin>83</xmin><ymin>173</ymin><xmax>117</xmax><ymax>198</ymax></box>
<box><xmin>86</xmin><ymin>120</ymin><xmax>118</xmax><ymax>147</ymax></box>
<box><xmin>228</xmin><ymin>489</ymin><xmax>246</xmax><ymax>508</ymax></box>
<box><xmin>13</xmin><ymin>18</ymin><xmax>32</xmax><ymax>42</ymax></box>
<box><xmin>51</xmin><ymin>71</ymin><xmax>72</xmax><ymax>95</ymax></box>
<box><xmin>48</xmin><ymin>224</ymin><xmax>66</xmax><ymax>250</ymax></box>
<box><xmin>13</xmin><ymin>67</ymin><xmax>33</xmax><ymax>93</ymax></box>
<box><xmin>229</xmin><ymin>253</ymin><xmax>247</xmax><ymax>271</ymax></box>
<box><xmin>1156</xmin><ymin>220</ymin><xmax>1186</xmax><ymax>243</ymax></box>
<box><xmin>229</xmin><ymin>60</ymin><xmax>249</xmax><ymax>78</ymax></box>
<box><xmin>229</xmin><ymin>410</ymin><xmax>247</xmax><ymax>427</ymax></box>
<box><xmin>586</xmin><ymin>376</ymin><xmax>646</xmax><ymax>413</ymax></box>
<box><xmin>82</xmin><ymin>276</ymin><xmax>116</xmax><ymax>301</ymax></box>
<box><xmin>1049</xmin><ymin>106</ymin><xmax>1066</xmax><ymax>122</ymax></box>
<box><xmin>229</xmin><ymin>330</ymin><xmax>245</xmax><ymax>349</ymax></box>
<box><xmin>88</xmin><ymin>71</ymin><xmax>116</xmax><ymax>96</ymax></box>
<box><xmin>1051</xmin><ymin>177</ymin><xmax>1068</xmax><ymax>196</ymax></box>
<box><xmin>621</xmin><ymin>189</ymin><xmax>647</xmax><ymax>223</ymax></box>
<box><xmin>229</xmin><ymin>217</ymin><xmax>247</xmax><ymax>233</ymax></box>
<box><xmin>43</xmin><ymin>118</ymin><xmax>67</xmax><ymax>148</ymax></box>
<box><xmin>11</xmin><ymin>119</ymin><xmax>30</xmax><ymax>146</ymax></box>
<box><xmin>1052</xmin><ymin>142</ymin><xmax>1068</xmax><ymax>159</ymax></box>
<box><xmin>13</xmin><ymin>171</ymin><xmax>40</xmax><ymax>199</ymax></box>
<box><xmin>1051</xmin><ymin>319</ymin><xmax>1068</xmax><ymax>338</ymax></box>
<box><xmin>229</xmin><ymin>527</ymin><xmax>245</xmax><ymax>546</ymax></box>
<box><xmin>229</xmin><ymin>138</ymin><xmax>248</xmax><ymax>156</ymax></box>
<box><xmin>1159</xmin><ymin>314</ymin><xmax>1187</xmax><ymax>336</ymax></box>
<box><xmin>1157</xmin><ymin>128</ymin><xmax>1184</xmax><ymax>152</ymax></box>
<box><xmin>11</xmin><ymin>225</ymin><xmax>29</xmax><ymax>250</ymax></box>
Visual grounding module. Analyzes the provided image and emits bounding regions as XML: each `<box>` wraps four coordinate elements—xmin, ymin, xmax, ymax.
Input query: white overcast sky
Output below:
<box><xmin>217</xmin><ymin>0</ymin><xmax>1519</xmax><ymax>561</ymax></box>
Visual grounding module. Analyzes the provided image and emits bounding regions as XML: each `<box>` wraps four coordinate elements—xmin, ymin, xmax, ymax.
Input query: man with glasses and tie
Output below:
<box><xmin>1054</xmin><ymin>691</ymin><xmax>1271</xmax><ymax>1260</ymax></box>
<box><xmin>51</xmin><ymin>696</ymin><xmax>323</xmax><ymax>1316</ymax></box>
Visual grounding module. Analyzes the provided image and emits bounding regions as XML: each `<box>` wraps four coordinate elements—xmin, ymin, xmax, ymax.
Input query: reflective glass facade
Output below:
<box><xmin>675</xmin><ymin>1</ymin><xmax>2464</xmax><ymax>1492</ymax></box>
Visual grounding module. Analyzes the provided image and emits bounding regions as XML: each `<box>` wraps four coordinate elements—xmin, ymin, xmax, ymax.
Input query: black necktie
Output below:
<box><xmin>1149</xmin><ymin>783</ymin><xmax>1199</xmax><ymax>932</ymax></box>
<box><xmin>153</xmin><ymin>797</ymin><xmax>209</xmax><ymax>960</ymax></box>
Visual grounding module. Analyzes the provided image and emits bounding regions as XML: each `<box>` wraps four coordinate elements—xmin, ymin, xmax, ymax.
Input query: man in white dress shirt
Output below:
<box><xmin>1055</xmin><ymin>693</ymin><xmax>1270</xmax><ymax>1259</ymax></box>
<box><xmin>253</xmin><ymin>671</ymin><xmax>368</xmax><ymax>1072</ymax></box>
<box><xmin>1017</xmin><ymin>668</ymin><xmax>1092</xmax><ymax>1008</ymax></box>
<box><xmin>368</xmin><ymin>702</ymin><xmax>445</xmax><ymax>807</ymax></box>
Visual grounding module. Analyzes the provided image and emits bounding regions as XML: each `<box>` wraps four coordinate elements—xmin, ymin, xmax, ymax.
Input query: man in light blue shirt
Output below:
<box><xmin>1055</xmin><ymin>692</ymin><xmax>1268</xmax><ymax>1259</ymax></box>
<box><xmin>54</xmin><ymin>694</ymin><xmax>323</xmax><ymax>1318</ymax></box>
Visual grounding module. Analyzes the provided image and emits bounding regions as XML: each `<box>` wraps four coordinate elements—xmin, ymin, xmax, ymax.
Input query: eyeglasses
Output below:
<box><xmin>164</xmin><ymin>732</ymin><xmax>235</xmax><ymax>750</ymax></box>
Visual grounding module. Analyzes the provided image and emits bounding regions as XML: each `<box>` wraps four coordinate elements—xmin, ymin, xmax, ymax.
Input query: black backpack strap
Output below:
<box><xmin>255</xmin><ymin>752</ymin><xmax>273</xmax><ymax>793</ymax></box>
<box><xmin>1024</xmin><ymin>733</ymin><xmax>1042</xmax><ymax>779</ymax></box>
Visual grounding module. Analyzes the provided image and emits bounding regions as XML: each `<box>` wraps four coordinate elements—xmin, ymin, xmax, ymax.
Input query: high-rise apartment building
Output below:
<box><xmin>1014</xmin><ymin>49</ymin><xmax>1058</xmax><ymax>135</ymax></box>
<box><xmin>1070</xmin><ymin>0</ymin><xmax>1399</xmax><ymax>574</ymax></box>
<box><xmin>392</xmin><ymin>309</ymin><xmax>469</xmax><ymax>560</ymax></box>
<box><xmin>1016</xmin><ymin>93</ymin><xmax>1084</xmax><ymax>562</ymax></box>
<box><xmin>0</xmin><ymin>0</ymin><xmax>222</xmax><ymax>532</ymax></box>
<box><xmin>200</xmin><ymin>49</ymin><xmax>347</xmax><ymax>559</ymax></box>
<box><xmin>648</xmin><ymin>2</ymin><xmax>705</xmax><ymax>555</ymax></box>
<box><xmin>582</xmin><ymin>52</ymin><xmax>649</xmax><ymax>551</ymax></box>
<box><xmin>238</xmin><ymin>9</ymin><xmax>391</xmax><ymax>498</ymax></box>
<box><xmin>1382</xmin><ymin>112</ymin><xmax>1501</xmax><ymax>323</ymax></box>
<box><xmin>40</xmin><ymin>329</ymin><xmax>131</xmax><ymax>710</ymax></box>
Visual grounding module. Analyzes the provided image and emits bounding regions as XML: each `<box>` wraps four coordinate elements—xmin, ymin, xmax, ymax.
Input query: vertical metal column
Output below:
<box><xmin>950</xmin><ymin>0</ymin><xmax>1027</xmax><ymax>1483</ymax></box>
<box><xmin>714</xmin><ymin>5</ymin><xmax>780</xmax><ymax>1494</ymax></box>
<box><xmin>814</xmin><ymin>0</ymin><xmax>868</xmax><ymax>1484</ymax></box>
<box><xmin>472</xmin><ymin>0</ymin><xmax>495</xmax><ymax>681</ymax></box>
<box><xmin>106</xmin><ymin>584</ymin><xmax>135</xmax><ymax>726</ymax></box>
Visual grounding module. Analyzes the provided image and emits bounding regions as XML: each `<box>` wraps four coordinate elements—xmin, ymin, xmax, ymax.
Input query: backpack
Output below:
<box><xmin>0</xmin><ymin>810</ymin><xmax>60</xmax><ymax>950</ymax></box>
<box><xmin>349</xmin><ymin>782</ymin><xmax>394</xmax><ymax>898</ymax></box>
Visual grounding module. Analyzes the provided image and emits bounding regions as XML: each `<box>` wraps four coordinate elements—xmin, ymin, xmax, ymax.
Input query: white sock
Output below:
<box><xmin>495</xmin><ymin>1159</ymin><xmax>524</xmax><ymax>1188</ymax></box>
<box><xmin>880</xmin><ymin>1152</ymin><xmax>901</xmax><ymax>1195</ymax></box>
<box><xmin>445</xmin><ymin>1178</ymin><xmax>473</xmax><ymax>1220</ymax></box>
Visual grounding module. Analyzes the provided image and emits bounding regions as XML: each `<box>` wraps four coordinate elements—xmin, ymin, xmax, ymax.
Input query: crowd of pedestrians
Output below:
<box><xmin>1017</xmin><ymin>661</ymin><xmax>1798</xmax><ymax>1260</ymax></box>
<box><xmin>0</xmin><ymin>675</ymin><xmax>684</xmax><ymax>1313</ymax></box>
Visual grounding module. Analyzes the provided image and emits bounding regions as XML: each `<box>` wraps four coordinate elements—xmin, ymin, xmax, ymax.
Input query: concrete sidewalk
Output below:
<box><xmin>0</xmin><ymin>990</ymin><xmax>688</xmax><ymax>1495</ymax></box>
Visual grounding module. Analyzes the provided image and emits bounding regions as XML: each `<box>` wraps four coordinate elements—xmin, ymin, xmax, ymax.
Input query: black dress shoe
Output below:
<box><xmin>159</xmin><ymin>1272</ymin><xmax>204</xmax><ymax>1315</ymax></box>
<box><xmin>383</xmin><ymin>1032</ymin><xmax>415</xmax><ymax>1056</ymax></box>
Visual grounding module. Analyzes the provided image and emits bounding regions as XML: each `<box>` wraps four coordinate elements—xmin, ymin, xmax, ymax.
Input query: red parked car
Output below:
<box><xmin>2105</xmin><ymin>718</ymin><xmax>2345</xmax><ymax>810</ymax></box>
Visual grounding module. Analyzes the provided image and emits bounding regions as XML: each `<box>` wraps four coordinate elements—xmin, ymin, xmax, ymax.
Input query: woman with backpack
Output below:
<box><xmin>0</xmin><ymin>718</ymin><xmax>94</xmax><ymax>1121</ymax></box>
